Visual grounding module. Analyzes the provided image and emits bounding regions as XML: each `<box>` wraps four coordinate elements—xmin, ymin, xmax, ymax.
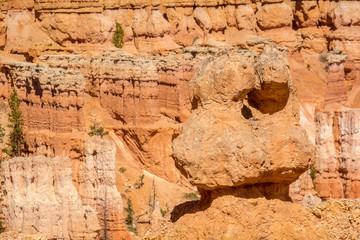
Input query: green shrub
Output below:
<box><xmin>112</xmin><ymin>22</ymin><xmax>124</xmax><ymax>49</ymax></box>
<box><xmin>160</xmin><ymin>203</ymin><xmax>169</xmax><ymax>217</ymax></box>
<box><xmin>134</xmin><ymin>174</ymin><xmax>144</xmax><ymax>189</ymax></box>
<box><xmin>119</xmin><ymin>167</ymin><xmax>127</xmax><ymax>173</ymax></box>
<box><xmin>307</xmin><ymin>64</ymin><xmax>311</xmax><ymax>70</ymax></box>
<box><xmin>88</xmin><ymin>120</ymin><xmax>109</xmax><ymax>138</ymax></box>
<box><xmin>125</xmin><ymin>199</ymin><xmax>134</xmax><ymax>225</ymax></box>
<box><xmin>310</xmin><ymin>167</ymin><xmax>317</xmax><ymax>181</ymax></box>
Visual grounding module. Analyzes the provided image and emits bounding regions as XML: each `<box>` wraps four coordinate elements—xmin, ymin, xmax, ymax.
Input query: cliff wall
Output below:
<box><xmin>1</xmin><ymin>138</ymin><xmax>129</xmax><ymax>239</ymax></box>
<box><xmin>0</xmin><ymin>0</ymin><xmax>358</xmax><ymax>57</ymax></box>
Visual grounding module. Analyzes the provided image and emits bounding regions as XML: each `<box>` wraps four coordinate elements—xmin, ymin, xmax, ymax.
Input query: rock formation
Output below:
<box><xmin>1</xmin><ymin>137</ymin><xmax>129</xmax><ymax>240</ymax></box>
<box><xmin>0</xmin><ymin>59</ymin><xmax>86</xmax><ymax>160</ymax></box>
<box><xmin>151</xmin><ymin>44</ymin><xmax>360</xmax><ymax>239</ymax></box>
<box><xmin>172</xmin><ymin>44</ymin><xmax>314</xmax><ymax>191</ymax></box>
<box><xmin>0</xmin><ymin>0</ymin><xmax>357</xmax><ymax>58</ymax></box>
<box><xmin>0</xmin><ymin>232</ymin><xmax>47</xmax><ymax>240</ymax></box>
<box><xmin>314</xmin><ymin>110</ymin><xmax>360</xmax><ymax>200</ymax></box>
<box><xmin>0</xmin><ymin>0</ymin><xmax>360</xmax><ymax>238</ymax></box>
<box><xmin>77</xmin><ymin>137</ymin><xmax>129</xmax><ymax>240</ymax></box>
<box><xmin>1</xmin><ymin>156</ymin><xmax>100</xmax><ymax>240</ymax></box>
<box><xmin>166</xmin><ymin>46</ymin><xmax>325</xmax><ymax>238</ymax></box>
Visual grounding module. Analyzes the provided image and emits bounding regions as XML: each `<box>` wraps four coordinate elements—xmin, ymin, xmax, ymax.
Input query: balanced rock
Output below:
<box><xmin>172</xmin><ymin>45</ymin><xmax>314</xmax><ymax>190</ymax></box>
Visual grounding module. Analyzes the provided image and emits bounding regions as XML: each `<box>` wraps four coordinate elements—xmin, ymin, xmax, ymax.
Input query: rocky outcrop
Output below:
<box><xmin>314</xmin><ymin>109</ymin><xmax>360</xmax><ymax>200</ymax></box>
<box><xmin>37</xmin><ymin>51</ymin><xmax>198</xmax><ymax>125</ymax></box>
<box><xmin>1</xmin><ymin>156</ymin><xmax>100</xmax><ymax>240</ymax></box>
<box><xmin>323</xmin><ymin>51</ymin><xmax>348</xmax><ymax>109</ymax></box>
<box><xmin>172</xmin><ymin>45</ymin><xmax>314</xmax><ymax>191</ymax></box>
<box><xmin>148</xmin><ymin>45</ymin><xmax>360</xmax><ymax>239</ymax></box>
<box><xmin>309</xmin><ymin>199</ymin><xmax>360</xmax><ymax>240</ymax></box>
<box><xmin>0</xmin><ymin>59</ymin><xmax>86</xmax><ymax>160</ymax></box>
<box><xmin>0</xmin><ymin>0</ymin><xmax>358</xmax><ymax>58</ymax></box>
<box><xmin>162</xmin><ymin>197</ymin><xmax>330</xmax><ymax>240</ymax></box>
<box><xmin>77</xmin><ymin>137</ymin><xmax>129</xmax><ymax>240</ymax></box>
<box><xmin>1</xmin><ymin>138</ymin><xmax>129</xmax><ymax>239</ymax></box>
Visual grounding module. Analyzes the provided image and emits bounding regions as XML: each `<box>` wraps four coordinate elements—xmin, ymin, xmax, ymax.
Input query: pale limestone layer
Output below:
<box><xmin>1</xmin><ymin>156</ymin><xmax>100</xmax><ymax>240</ymax></box>
<box><xmin>0</xmin><ymin>232</ymin><xmax>47</xmax><ymax>240</ymax></box>
<box><xmin>78</xmin><ymin>137</ymin><xmax>129</xmax><ymax>240</ymax></box>
<box><xmin>315</xmin><ymin>110</ymin><xmax>360</xmax><ymax>200</ymax></box>
<box><xmin>1</xmin><ymin>138</ymin><xmax>129</xmax><ymax>239</ymax></box>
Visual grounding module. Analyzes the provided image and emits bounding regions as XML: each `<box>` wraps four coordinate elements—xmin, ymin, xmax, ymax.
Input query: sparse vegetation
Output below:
<box><xmin>148</xmin><ymin>178</ymin><xmax>157</xmax><ymax>212</ymax></box>
<box><xmin>160</xmin><ymin>203</ymin><xmax>169</xmax><ymax>217</ymax></box>
<box><xmin>310</xmin><ymin>167</ymin><xmax>317</xmax><ymax>181</ymax></box>
<box><xmin>310</xmin><ymin>167</ymin><xmax>318</xmax><ymax>190</ymax></box>
<box><xmin>125</xmin><ymin>199</ymin><xmax>134</xmax><ymax>225</ymax></box>
<box><xmin>2</xmin><ymin>89</ymin><xmax>26</xmax><ymax>157</ymax></box>
<box><xmin>124</xmin><ymin>198</ymin><xmax>137</xmax><ymax>235</ymax></box>
<box><xmin>88</xmin><ymin>119</ymin><xmax>109</xmax><ymax>139</ymax></box>
<box><xmin>134</xmin><ymin>174</ymin><xmax>144</xmax><ymax>189</ymax></box>
<box><xmin>119</xmin><ymin>167</ymin><xmax>127</xmax><ymax>173</ymax></box>
<box><xmin>307</xmin><ymin>64</ymin><xmax>311</xmax><ymax>70</ymax></box>
<box><xmin>112</xmin><ymin>22</ymin><xmax>124</xmax><ymax>49</ymax></box>
<box><xmin>324</xmin><ymin>65</ymin><xmax>329</xmax><ymax>72</ymax></box>
<box><xmin>183</xmin><ymin>192</ymin><xmax>200</xmax><ymax>201</ymax></box>
<box><xmin>36</xmin><ymin>64</ymin><xmax>40</xmax><ymax>68</ymax></box>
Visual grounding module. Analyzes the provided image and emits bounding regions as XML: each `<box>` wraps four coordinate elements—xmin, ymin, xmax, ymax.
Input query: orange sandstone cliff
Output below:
<box><xmin>0</xmin><ymin>0</ymin><xmax>359</xmax><ymax>239</ymax></box>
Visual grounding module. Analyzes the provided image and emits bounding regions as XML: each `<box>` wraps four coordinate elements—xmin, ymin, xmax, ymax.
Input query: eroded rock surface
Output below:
<box><xmin>314</xmin><ymin>110</ymin><xmax>360</xmax><ymax>200</ymax></box>
<box><xmin>172</xmin><ymin>45</ymin><xmax>314</xmax><ymax>190</ymax></box>
<box><xmin>1</xmin><ymin>137</ymin><xmax>129</xmax><ymax>239</ymax></box>
<box><xmin>77</xmin><ymin>137</ymin><xmax>129</xmax><ymax>240</ymax></box>
<box><xmin>1</xmin><ymin>156</ymin><xmax>100</xmax><ymax>240</ymax></box>
<box><xmin>0</xmin><ymin>59</ymin><xmax>86</xmax><ymax>161</ymax></box>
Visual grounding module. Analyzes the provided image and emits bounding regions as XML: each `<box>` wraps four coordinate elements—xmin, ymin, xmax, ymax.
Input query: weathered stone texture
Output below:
<box><xmin>0</xmin><ymin>60</ymin><xmax>86</xmax><ymax>160</ymax></box>
<box><xmin>315</xmin><ymin>110</ymin><xmax>360</xmax><ymax>200</ymax></box>
<box><xmin>172</xmin><ymin>45</ymin><xmax>314</xmax><ymax>190</ymax></box>
<box><xmin>1</xmin><ymin>156</ymin><xmax>100</xmax><ymax>240</ymax></box>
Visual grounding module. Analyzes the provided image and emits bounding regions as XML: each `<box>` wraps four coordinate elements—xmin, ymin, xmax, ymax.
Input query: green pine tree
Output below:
<box><xmin>2</xmin><ymin>89</ymin><xmax>26</xmax><ymax>157</ymax></box>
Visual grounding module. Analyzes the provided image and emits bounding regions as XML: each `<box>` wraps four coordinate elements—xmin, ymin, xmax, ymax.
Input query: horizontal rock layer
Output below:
<box><xmin>0</xmin><ymin>0</ymin><xmax>359</xmax><ymax>60</ymax></box>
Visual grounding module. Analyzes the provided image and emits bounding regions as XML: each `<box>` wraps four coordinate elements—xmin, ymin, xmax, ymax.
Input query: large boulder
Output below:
<box><xmin>172</xmin><ymin>45</ymin><xmax>314</xmax><ymax>190</ymax></box>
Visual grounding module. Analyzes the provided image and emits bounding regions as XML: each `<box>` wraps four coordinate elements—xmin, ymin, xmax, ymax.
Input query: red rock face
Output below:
<box><xmin>1</xmin><ymin>0</ymin><xmax>360</xmax><ymax>237</ymax></box>
<box><xmin>0</xmin><ymin>60</ymin><xmax>86</xmax><ymax>159</ymax></box>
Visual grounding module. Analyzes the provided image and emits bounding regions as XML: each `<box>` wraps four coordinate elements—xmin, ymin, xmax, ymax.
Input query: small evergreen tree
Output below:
<box><xmin>88</xmin><ymin>120</ymin><xmax>109</xmax><ymax>139</ymax></box>
<box><xmin>112</xmin><ymin>22</ymin><xmax>124</xmax><ymax>49</ymax></box>
<box><xmin>2</xmin><ymin>89</ymin><xmax>26</xmax><ymax>157</ymax></box>
<box><xmin>124</xmin><ymin>198</ymin><xmax>137</xmax><ymax>234</ymax></box>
